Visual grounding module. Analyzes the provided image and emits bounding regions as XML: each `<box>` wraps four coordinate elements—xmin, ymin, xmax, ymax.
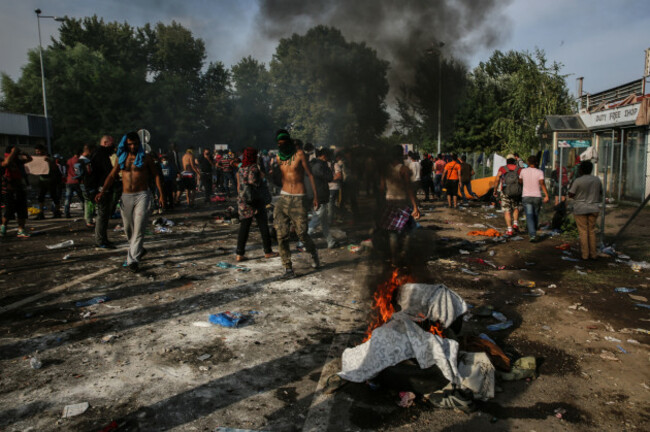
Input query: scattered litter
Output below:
<box><xmin>62</xmin><ymin>402</ymin><xmax>89</xmax><ymax>418</ymax></box>
<box><xmin>509</xmin><ymin>236</ymin><xmax>524</xmax><ymax>241</ymax></box>
<box><xmin>633</xmin><ymin>328</ymin><xmax>650</xmax><ymax>335</ymax></box>
<box><xmin>459</xmin><ymin>249</ymin><xmax>470</xmax><ymax>255</ymax></box>
<box><xmin>629</xmin><ymin>294</ymin><xmax>648</xmax><ymax>302</ymax></box>
<box><xmin>497</xmin><ymin>356</ymin><xmax>536</xmax><ymax>381</ymax></box>
<box><xmin>208</xmin><ymin>311</ymin><xmax>258</xmax><ymax>328</ymax></box>
<box><xmin>473</xmin><ymin>305</ymin><xmax>494</xmax><ymax>317</ymax></box>
<box><xmin>63</xmin><ymin>254</ymin><xmax>71</xmax><ymax>260</ymax></box>
<box><xmin>216</xmin><ymin>262</ymin><xmax>250</xmax><ymax>272</ymax></box>
<box><xmin>614</xmin><ymin>287</ymin><xmax>636</xmax><ymax>293</ymax></box>
<box><xmin>113</xmin><ymin>225</ymin><xmax>124</xmax><ymax>232</ymax></box>
<box><xmin>466</xmin><ymin>258</ymin><xmax>497</xmax><ymax>269</ymax></box>
<box><xmin>75</xmin><ymin>296</ymin><xmax>110</xmax><ymax>307</ymax></box>
<box><xmin>397</xmin><ymin>391</ymin><xmax>416</xmax><ymax>408</ymax></box>
<box><xmin>192</xmin><ymin>321</ymin><xmax>212</xmax><ymax>328</ymax></box>
<box><xmin>568</xmin><ymin>303</ymin><xmax>588</xmax><ymax>312</ymax></box>
<box><xmin>153</xmin><ymin>226</ymin><xmax>172</xmax><ymax>234</ymax></box>
<box><xmin>467</xmin><ymin>228</ymin><xmax>501</xmax><ymax>237</ymax></box>
<box><xmin>46</xmin><ymin>240</ymin><xmax>74</xmax><ymax>250</ymax></box>
<box><xmin>488</xmin><ymin>250</ymin><xmax>496</xmax><ymax>256</ymax></box>
<box><xmin>197</xmin><ymin>354</ymin><xmax>212</xmax><ymax>361</ymax></box>
<box><xmin>576</xmin><ymin>270</ymin><xmax>588</xmax><ymax>275</ymax></box>
<box><xmin>30</xmin><ymin>357</ymin><xmax>42</xmax><ymax>369</ymax></box>
<box><xmin>523</xmin><ymin>288</ymin><xmax>545</xmax><ymax>297</ymax></box>
<box><xmin>492</xmin><ymin>311</ymin><xmax>508</xmax><ymax>322</ymax></box>
<box><xmin>547</xmin><ymin>284</ymin><xmax>557</xmax><ymax>289</ymax></box>
<box><xmin>625</xmin><ymin>260</ymin><xmax>650</xmax><ymax>272</ymax></box>
<box><xmin>599</xmin><ymin>350</ymin><xmax>619</xmax><ymax>362</ymax></box>
<box><xmin>555</xmin><ymin>243</ymin><xmax>571</xmax><ymax>250</ymax></box>
<box><xmin>603</xmin><ymin>336</ymin><xmax>621</xmax><ymax>343</ymax></box>
<box><xmin>487</xmin><ymin>321</ymin><xmax>513</xmax><ymax>331</ymax></box>
<box><xmin>152</xmin><ymin>217</ymin><xmax>175</xmax><ymax>227</ymax></box>
<box><xmin>562</xmin><ymin>256</ymin><xmax>580</xmax><ymax>262</ymax></box>
<box><xmin>461</xmin><ymin>268</ymin><xmax>479</xmax><ymax>276</ymax></box>
<box><xmin>101</xmin><ymin>335</ymin><xmax>118</xmax><ymax>343</ymax></box>
<box><xmin>616</xmin><ymin>345</ymin><xmax>628</xmax><ymax>354</ymax></box>
<box><xmin>635</xmin><ymin>303</ymin><xmax>650</xmax><ymax>309</ymax></box>
<box><xmin>517</xmin><ymin>279</ymin><xmax>536</xmax><ymax>288</ymax></box>
<box><xmin>468</xmin><ymin>223</ymin><xmax>487</xmax><ymax>229</ymax></box>
<box><xmin>347</xmin><ymin>244</ymin><xmax>361</xmax><ymax>253</ymax></box>
<box><xmin>478</xmin><ymin>333</ymin><xmax>496</xmax><ymax>344</ymax></box>
<box><xmin>626</xmin><ymin>339</ymin><xmax>640</xmax><ymax>344</ymax></box>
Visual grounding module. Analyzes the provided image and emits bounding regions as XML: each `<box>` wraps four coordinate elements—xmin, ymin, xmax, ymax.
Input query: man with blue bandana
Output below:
<box><xmin>96</xmin><ymin>131</ymin><xmax>164</xmax><ymax>272</ymax></box>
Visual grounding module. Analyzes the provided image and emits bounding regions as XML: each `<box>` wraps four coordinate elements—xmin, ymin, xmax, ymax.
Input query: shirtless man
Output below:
<box><xmin>96</xmin><ymin>131</ymin><xmax>164</xmax><ymax>272</ymax></box>
<box><xmin>181</xmin><ymin>147</ymin><xmax>200</xmax><ymax>206</ymax></box>
<box><xmin>271</xmin><ymin>129</ymin><xmax>320</xmax><ymax>278</ymax></box>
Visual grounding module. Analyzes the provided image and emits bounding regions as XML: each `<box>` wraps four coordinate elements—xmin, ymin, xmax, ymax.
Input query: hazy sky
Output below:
<box><xmin>1</xmin><ymin>0</ymin><xmax>649</xmax><ymax>97</ymax></box>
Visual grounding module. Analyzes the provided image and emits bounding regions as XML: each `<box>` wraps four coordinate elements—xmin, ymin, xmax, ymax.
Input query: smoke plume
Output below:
<box><xmin>257</xmin><ymin>0</ymin><xmax>513</xmax><ymax>95</ymax></box>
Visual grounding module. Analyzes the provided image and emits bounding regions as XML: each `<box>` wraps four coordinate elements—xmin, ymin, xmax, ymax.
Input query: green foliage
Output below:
<box><xmin>269</xmin><ymin>26</ymin><xmax>389</xmax><ymax>147</ymax></box>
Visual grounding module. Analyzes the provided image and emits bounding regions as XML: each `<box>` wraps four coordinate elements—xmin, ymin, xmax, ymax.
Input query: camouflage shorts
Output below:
<box><xmin>500</xmin><ymin>193</ymin><xmax>522</xmax><ymax>212</ymax></box>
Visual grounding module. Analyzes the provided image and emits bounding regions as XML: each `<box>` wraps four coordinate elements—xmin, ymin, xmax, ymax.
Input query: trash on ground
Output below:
<box><xmin>63</xmin><ymin>254</ymin><xmax>71</xmax><ymax>260</ymax></box>
<box><xmin>459</xmin><ymin>249</ymin><xmax>470</xmax><ymax>255</ymax></box>
<box><xmin>216</xmin><ymin>262</ymin><xmax>250</xmax><ymax>272</ymax></box>
<box><xmin>509</xmin><ymin>236</ymin><xmax>524</xmax><ymax>241</ymax></box>
<box><xmin>154</xmin><ymin>226</ymin><xmax>172</xmax><ymax>234</ymax></box>
<box><xmin>152</xmin><ymin>217</ymin><xmax>175</xmax><ymax>227</ymax></box>
<box><xmin>467</xmin><ymin>228</ymin><xmax>501</xmax><ymax>237</ymax></box>
<box><xmin>461</xmin><ymin>268</ymin><xmax>479</xmax><ymax>276</ymax></box>
<box><xmin>192</xmin><ymin>321</ymin><xmax>212</xmax><ymax>328</ymax></box>
<box><xmin>517</xmin><ymin>279</ymin><xmax>536</xmax><ymax>288</ymax></box>
<box><xmin>487</xmin><ymin>321</ymin><xmax>514</xmax><ymax>331</ymax></box>
<box><xmin>603</xmin><ymin>336</ymin><xmax>622</xmax><ymax>343</ymax></box>
<box><xmin>30</xmin><ymin>357</ymin><xmax>42</xmax><ymax>369</ymax></box>
<box><xmin>547</xmin><ymin>284</ymin><xmax>557</xmax><ymax>289</ymax></box>
<box><xmin>492</xmin><ymin>311</ymin><xmax>508</xmax><ymax>322</ymax></box>
<box><xmin>614</xmin><ymin>287</ymin><xmax>636</xmax><ymax>293</ymax></box>
<box><xmin>101</xmin><ymin>335</ymin><xmax>118</xmax><ymax>343</ymax></box>
<box><xmin>629</xmin><ymin>294</ymin><xmax>648</xmax><ymax>302</ymax></box>
<box><xmin>562</xmin><ymin>256</ymin><xmax>580</xmax><ymax>262</ymax></box>
<box><xmin>555</xmin><ymin>243</ymin><xmax>571</xmax><ymax>250</ymax></box>
<box><xmin>599</xmin><ymin>350</ymin><xmax>619</xmax><ymax>362</ymax></box>
<box><xmin>616</xmin><ymin>345</ymin><xmax>628</xmax><ymax>354</ymax></box>
<box><xmin>478</xmin><ymin>333</ymin><xmax>496</xmax><ymax>344</ymax></box>
<box><xmin>466</xmin><ymin>258</ymin><xmax>497</xmax><ymax>269</ymax></box>
<box><xmin>497</xmin><ymin>356</ymin><xmax>536</xmax><ymax>381</ymax></box>
<box><xmin>208</xmin><ymin>311</ymin><xmax>258</xmax><ymax>328</ymax></box>
<box><xmin>197</xmin><ymin>354</ymin><xmax>212</xmax><ymax>361</ymax></box>
<box><xmin>397</xmin><ymin>391</ymin><xmax>416</xmax><ymax>407</ymax></box>
<box><xmin>347</xmin><ymin>244</ymin><xmax>361</xmax><ymax>253</ymax></box>
<box><xmin>568</xmin><ymin>303</ymin><xmax>588</xmax><ymax>311</ymax></box>
<box><xmin>62</xmin><ymin>402</ymin><xmax>89</xmax><ymax>418</ymax></box>
<box><xmin>635</xmin><ymin>303</ymin><xmax>650</xmax><ymax>309</ymax></box>
<box><xmin>114</xmin><ymin>225</ymin><xmax>124</xmax><ymax>232</ymax></box>
<box><xmin>46</xmin><ymin>240</ymin><xmax>74</xmax><ymax>250</ymax></box>
<box><xmin>523</xmin><ymin>288</ymin><xmax>546</xmax><ymax>297</ymax></box>
<box><xmin>554</xmin><ymin>407</ymin><xmax>567</xmax><ymax>419</ymax></box>
<box><xmin>75</xmin><ymin>296</ymin><xmax>110</xmax><ymax>307</ymax></box>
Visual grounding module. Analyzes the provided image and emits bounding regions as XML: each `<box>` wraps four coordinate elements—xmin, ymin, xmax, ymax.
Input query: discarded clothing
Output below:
<box><xmin>76</xmin><ymin>296</ymin><xmax>110</xmax><ymax>307</ymax></box>
<box><xmin>467</xmin><ymin>228</ymin><xmax>501</xmax><ymax>237</ymax></box>
<box><xmin>457</xmin><ymin>352</ymin><xmax>495</xmax><ymax>400</ymax></box>
<box><xmin>208</xmin><ymin>311</ymin><xmax>257</xmax><ymax>328</ymax></box>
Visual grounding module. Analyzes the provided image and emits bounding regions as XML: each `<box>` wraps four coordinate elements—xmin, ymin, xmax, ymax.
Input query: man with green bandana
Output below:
<box><xmin>270</xmin><ymin>129</ymin><xmax>320</xmax><ymax>279</ymax></box>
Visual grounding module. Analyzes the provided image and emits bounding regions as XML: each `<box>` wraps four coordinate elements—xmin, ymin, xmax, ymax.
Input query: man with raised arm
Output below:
<box><xmin>96</xmin><ymin>132</ymin><xmax>164</xmax><ymax>272</ymax></box>
<box><xmin>270</xmin><ymin>129</ymin><xmax>320</xmax><ymax>279</ymax></box>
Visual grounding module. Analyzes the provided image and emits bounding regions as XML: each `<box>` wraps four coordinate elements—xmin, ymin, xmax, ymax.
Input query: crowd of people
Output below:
<box><xmin>1</xmin><ymin>132</ymin><xmax>605</xmax><ymax>274</ymax></box>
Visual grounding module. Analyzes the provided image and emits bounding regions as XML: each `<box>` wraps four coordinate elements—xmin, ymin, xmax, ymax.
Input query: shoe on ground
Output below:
<box><xmin>236</xmin><ymin>255</ymin><xmax>248</xmax><ymax>262</ymax></box>
<box><xmin>427</xmin><ymin>389</ymin><xmax>475</xmax><ymax>414</ymax></box>
<box><xmin>311</xmin><ymin>253</ymin><xmax>321</xmax><ymax>269</ymax></box>
<box><xmin>505</xmin><ymin>228</ymin><xmax>514</xmax><ymax>236</ymax></box>
<box><xmin>17</xmin><ymin>230</ymin><xmax>30</xmax><ymax>238</ymax></box>
<box><xmin>529</xmin><ymin>236</ymin><xmax>539</xmax><ymax>243</ymax></box>
<box><xmin>127</xmin><ymin>262</ymin><xmax>139</xmax><ymax>273</ymax></box>
<box><xmin>281</xmin><ymin>268</ymin><xmax>295</xmax><ymax>279</ymax></box>
<box><xmin>264</xmin><ymin>252</ymin><xmax>279</xmax><ymax>259</ymax></box>
<box><xmin>512</xmin><ymin>224</ymin><xmax>520</xmax><ymax>232</ymax></box>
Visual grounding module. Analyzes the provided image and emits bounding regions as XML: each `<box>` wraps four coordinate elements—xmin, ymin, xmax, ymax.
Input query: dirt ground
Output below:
<box><xmin>0</xmin><ymin>194</ymin><xmax>649</xmax><ymax>431</ymax></box>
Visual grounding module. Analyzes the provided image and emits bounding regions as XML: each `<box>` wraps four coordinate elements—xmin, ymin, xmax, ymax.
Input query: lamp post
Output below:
<box><xmin>35</xmin><ymin>9</ymin><xmax>64</xmax><ymax>155</ymax></box>
<box><xmin>436</xmin><ymin>41</ymin><xmax>445</xmax><ymax>155</ymax></box>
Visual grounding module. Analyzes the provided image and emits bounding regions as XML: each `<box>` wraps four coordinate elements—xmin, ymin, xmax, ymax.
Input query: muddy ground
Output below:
<box><xmin>0</xmin><ymin>194</ymin><xmax>649</xmax><ymax>431</ymax></box>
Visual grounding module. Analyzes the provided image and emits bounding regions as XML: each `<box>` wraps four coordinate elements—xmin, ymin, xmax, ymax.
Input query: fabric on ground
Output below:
<box><xmin>339</xmin><ymin>283</ymin><xmax>468</xmax><ymax>387</ymax></box>
<box><xmin>467</xmin><ymin>228</ymin><xmax>501</xmax><ymax>237</ymax></box>
<box><xmin>457</xmin><ymin>352</ymin><xmax>495</xmax><ymax>400</ymax></box>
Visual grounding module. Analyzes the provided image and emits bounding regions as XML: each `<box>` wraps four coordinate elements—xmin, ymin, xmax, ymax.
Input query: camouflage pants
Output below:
<box><xmin>274</xmin><ymin>195</ymin><xmax>316</xmax><ymax>269</ymax></box>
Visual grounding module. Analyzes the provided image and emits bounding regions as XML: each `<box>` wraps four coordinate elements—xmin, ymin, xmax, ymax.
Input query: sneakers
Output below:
<box><xmin>281</xmin><ymin>268</ymin><xmax>296</xmax><ymax>279</ymax></box>
<box><xmin>127</xmin><ymin>262</ymin><xmax>139</xmax><ymax>273</ymax></box>
<box><xmin>512</xmin><ymin>223</ymin><xmax>519</xmax><ymax>232</ymax></box>
<box><xmin>529</xmin><ymin>236</ymin><xmax>539</xmax><ymax>243</ymax></box>
<box><xmin>427</xmin><ymin>389</ymin><xmax>475</xmax><ymax>413</ymax></box>
<box><xmin>17</xmin><ymin>230</ymin><xmax>30</xmax><ymax>238</ymax></box>
<box><xmin>0</xmin><ymin>225</ymin><xmax>5</xmax><ymax>237</ymax></box>
<box><xmin>311</xmin><ymin>253</ymin><xmax>321</xmax><ymax>269</ymax></box>
<box><xmin>505</xmin><ymin>228</ymin><xmax>514</xmax><ymax>236</ymax></box>
<box><xmin>236</xmin><ymin>255</ymin><xmax>248</xmax><ymax>262</ymax></box>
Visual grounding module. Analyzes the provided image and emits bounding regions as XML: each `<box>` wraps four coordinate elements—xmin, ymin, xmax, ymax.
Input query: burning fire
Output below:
<box><xmin>363</xmin><ymin>269</ymin><xmax>446</xmax><ymax>342</ymax></box>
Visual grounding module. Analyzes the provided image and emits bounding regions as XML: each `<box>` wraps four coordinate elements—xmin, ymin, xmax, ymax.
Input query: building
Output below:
<box><xmin>0</xmin><ymin>111</ymin><xmax>51</xmax><ymax>153</ymax></box>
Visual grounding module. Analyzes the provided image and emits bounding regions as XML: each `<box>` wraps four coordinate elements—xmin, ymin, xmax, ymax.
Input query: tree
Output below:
<box><xmin>452</xmin><ymin>49</ymin><xmax>574</xmax><ymax>155</ymax></box>
<box><xmin>231</xmin><ymin>57</ymin><xmax>274</xmax><ymax>149</ymax></box>
<box><xmin>270</xmin><ymin>26</ymin><xmax>389</xmax><ymax>147</ymax></box>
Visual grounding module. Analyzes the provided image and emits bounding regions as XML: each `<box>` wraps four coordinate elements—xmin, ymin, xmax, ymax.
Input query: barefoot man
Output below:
<box><xmin>271</xmin><ymin>129</ymin><xmax>320</xmax><ymax>279</ymax></box>
<box><xmin>96</xmin><ymin>131</ymin><xmax>164</xmax><ymax>272</ymax></box>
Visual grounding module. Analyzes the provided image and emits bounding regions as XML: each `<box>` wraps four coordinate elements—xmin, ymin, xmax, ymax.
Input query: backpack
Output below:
<box><xmin>503</xmin><ymin>167</ymin><xmax>522</xmax><ymax>198</ymax></box>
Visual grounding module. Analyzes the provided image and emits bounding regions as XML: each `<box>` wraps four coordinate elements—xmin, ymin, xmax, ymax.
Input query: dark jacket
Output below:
<box><xmin>88</xmin><ymin>146</ymin><xmax>115</xmax><ymax>193</ymax></box>
<box><xmin>306</xmin><ymin>158</ymin><xmax>333</xmax><ymax>205</ymax></box>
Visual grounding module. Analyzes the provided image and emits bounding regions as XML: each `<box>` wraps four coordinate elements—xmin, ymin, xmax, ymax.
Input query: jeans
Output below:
<box><xmin>222</xmin><ymin>172</ymin><xmax>235</xmax><ymax>197</ymax></box>
<box><xmin>327</xmin><ymin>189</ymin><xmax>339</xmax><ymax>224</ymax></box>
<box><xmin>434</xmin><ymin>174</ymin><xmax>443</xmax><ymax>198</ymax></box>
<box><xmin>308</xmin><ymin>204</ymin><xmax>335</xmax><ymax>247</ymax></box>
<box><xmin>121</xmin><ymin>191</ymin><xmax>151</xmax><ymax>264</ymax></box>
<box><xmin>64</xmin><ymin>183</ymin><xmax>84</xmax><ymax>216</ymax></box>
<box><xmin>459</xmin><ymin>181</ymin><xmax>478</xmax><ymax>202</ymax></box>
<box><xmin>200</xmin><ymin>173</ymin><xmax>212</xmax><ymax>202</ymax></box>
<box><xmin>522</xmin><ymin>196</ymin><xmax>543</xmax><ymax>237</ymax></box>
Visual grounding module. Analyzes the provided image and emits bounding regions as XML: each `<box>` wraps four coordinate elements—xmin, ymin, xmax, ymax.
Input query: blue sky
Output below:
<box><xmin>1</xmin><ymin>0</ymin><xmax>649</xmax><ymax>97</ymax></box>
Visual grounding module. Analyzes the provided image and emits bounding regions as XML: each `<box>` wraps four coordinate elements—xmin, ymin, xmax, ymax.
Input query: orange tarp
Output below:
<box><xmin>467</xmin><ymin>228</ymin><xmax>502</xmax><ymax>237</ymax></box>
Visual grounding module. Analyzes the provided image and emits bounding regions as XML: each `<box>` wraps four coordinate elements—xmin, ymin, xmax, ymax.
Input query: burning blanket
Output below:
<box><xmin>339</xmin><ymin>283</ymin><xmax>494</xmax><ymax>399</ymax></box>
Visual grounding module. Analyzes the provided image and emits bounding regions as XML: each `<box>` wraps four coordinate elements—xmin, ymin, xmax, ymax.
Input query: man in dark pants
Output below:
<box><xmin>34</xmin><ymin>145</ymin><xmax>61</xmax><ymax>219</ymax></box>
<box><xmin>89</xmin><ymin>135</ymin><xmax>117</xmax><ymax>249</ymax></box>
<box><xmin>198</xmin><ymin>148</ymin><xmax>214</xmax><ymax>204</ymax></box>
<box><xmin>420</xmin><ymin>154</ymin><xmax>434</xmax><ymax>201</ymax></box>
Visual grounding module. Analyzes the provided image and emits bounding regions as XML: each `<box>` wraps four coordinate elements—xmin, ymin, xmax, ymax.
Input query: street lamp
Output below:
<box><xmin>426</xmin><ymin>41</ymin><xmax>445</xmax><ymax>155</ymax></box>
<box><xmin>35</xmin><ymin>8</ymin><xmax>65</xmax><ymax>155</ymax></box>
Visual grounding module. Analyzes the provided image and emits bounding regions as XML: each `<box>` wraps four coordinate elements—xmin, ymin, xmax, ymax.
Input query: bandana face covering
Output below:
<box><xmin>278</xmin><ymin>141</ymin><xmax>296</xmax><ymax>161</ymax></box>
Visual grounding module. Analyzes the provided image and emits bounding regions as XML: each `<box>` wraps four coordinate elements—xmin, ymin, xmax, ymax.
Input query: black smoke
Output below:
<box><xmin>256</xmin><ymin>0</ymin><xmax>513</xmax><ymax>95</ymax></box>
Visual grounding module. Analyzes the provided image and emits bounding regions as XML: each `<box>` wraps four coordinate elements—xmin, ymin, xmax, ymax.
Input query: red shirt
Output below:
<box><xmin>66</xmin><ymin>155</ymin><xmax>80</xmax><ymax>184</ymax></box>
<box><xmin>434</xmin><ymin>159</ymin><xmax>446</xmax><ymax>175</ymax></box>
<box><xmin>498</xmin><ymin>164</ymin><xmax>522</xmax><ymax>186</ymax></box>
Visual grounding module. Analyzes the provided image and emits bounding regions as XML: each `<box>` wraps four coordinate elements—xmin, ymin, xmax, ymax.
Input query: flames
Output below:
<box><xmin>363</xmin><ymin>268</ymin><xmax>445</xmax><ymax>342</ymax></box>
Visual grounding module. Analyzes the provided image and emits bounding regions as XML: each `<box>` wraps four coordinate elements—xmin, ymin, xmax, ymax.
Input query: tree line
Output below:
<box><xmin>1</xmin><ymin>16</ymin><xmax>573</xmax><ymax>157</ymax></box>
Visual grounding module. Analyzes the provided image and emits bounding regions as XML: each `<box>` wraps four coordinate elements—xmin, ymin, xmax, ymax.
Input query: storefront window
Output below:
<box><xmin>624</xmin><ymin>130</ymin><xmax>645</xmax><ymax>201</ymax></box>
